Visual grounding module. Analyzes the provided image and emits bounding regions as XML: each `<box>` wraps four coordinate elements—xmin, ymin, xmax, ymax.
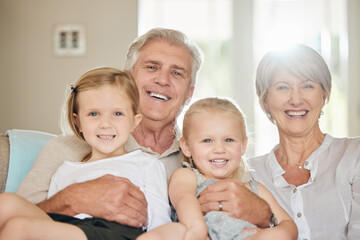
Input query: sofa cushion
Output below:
<box><xmin>0</xmin><ymin>134</ymin><xmax>10</xmax><ymax>192</ymax></box>
<box><xmin>5</xmin><ymin>129</ymin><xmax>56</xmax><ymax>192</ymax></box>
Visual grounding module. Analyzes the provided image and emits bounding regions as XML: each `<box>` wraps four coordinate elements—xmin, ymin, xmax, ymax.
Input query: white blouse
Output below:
<box><xmin>248</xmin><ymin>134</ymin><xmax>360</xmax><ymax>240</ymax></box>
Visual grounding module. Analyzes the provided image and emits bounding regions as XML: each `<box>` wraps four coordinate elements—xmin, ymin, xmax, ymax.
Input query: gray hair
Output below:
<box><xmin>255</xmin><ymin>44</ymin><xmax>332</xmax><ymax>122</ymax></box>
<box><xmin>124</xmin><ymin>28</ymin><xmax>204</xmax><ymax>87</ymax></box>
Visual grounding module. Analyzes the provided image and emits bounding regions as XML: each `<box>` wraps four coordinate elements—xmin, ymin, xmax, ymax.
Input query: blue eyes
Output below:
<box><xmin>203</xmin><ymin>139</ymin><xmax>234</xmax><ymax>143</ymax></box>
<box><xmin>89</xmin><ymin>112</ymin><xmax>122</xmax><ymax>117</ymax></box>
<box><xmin>146</xmin><ymin>65</ymin><xmax>184</xmax><ymax>77</ymax></box>
<box><xmin>173</xmin><ymin>71</ymin><xmax>182</xmax><ymax>76</ymax></box>
<box><xmin>277</xmin><ymin>84</ymin><xmax>314</xmax><ymax>91</ymax></box>
<box><xmin>147</xmin><ymin>66</ymin><xmax>157</xmax><ymax>70</ymax></box>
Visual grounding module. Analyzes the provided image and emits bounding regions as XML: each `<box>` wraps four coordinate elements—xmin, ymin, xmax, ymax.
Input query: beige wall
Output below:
<box><xmin>0</xmin><ymin>0</ymin><xmax>138</xmax><ymax>134</ymax></box>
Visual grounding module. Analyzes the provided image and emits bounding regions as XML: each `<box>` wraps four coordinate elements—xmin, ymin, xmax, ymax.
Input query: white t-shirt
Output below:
<box><xmin>48</xmin><ymin>149</ymin><xmax>171</xmax><ymax>231</ymax></box>
<box><xmin>248</xmin><ymin>134</ymin><xmax>360</xmax><ymax>240</ymax></box>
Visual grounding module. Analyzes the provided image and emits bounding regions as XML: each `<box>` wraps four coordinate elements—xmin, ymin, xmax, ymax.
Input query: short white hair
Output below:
<box><xmin>255</xmin><ymin>44</ymin><xmax>332</xmax><ymax>122</ymax></box>
<box><xmin>124</xmin><ymin>28</ymin><xmax>204</xmax><ymax>88</ymax></box>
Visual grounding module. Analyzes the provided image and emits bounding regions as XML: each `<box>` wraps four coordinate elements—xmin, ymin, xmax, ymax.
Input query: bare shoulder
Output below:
<box><xmin>170</xmin><ymin>167</ymin><xmax>196</xmax><ymax>183</ymax></box>
<box><xmin>169</xmin><ymin>166</ymin><xmax>198</xmax><ymax>200</ymax></box>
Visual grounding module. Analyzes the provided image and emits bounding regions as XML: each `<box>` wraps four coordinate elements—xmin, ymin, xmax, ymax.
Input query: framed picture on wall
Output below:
<box><xmin>53</xmin><ymin>24</ymin><xmax>86</xmax><ymax>57</ymax></box>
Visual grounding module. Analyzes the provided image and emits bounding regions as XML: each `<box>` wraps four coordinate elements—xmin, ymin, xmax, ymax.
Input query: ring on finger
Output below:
<box><xmin>218</xmin><ymin>201</ymin><xmax>223</xmax><ymax>211</ymax></box>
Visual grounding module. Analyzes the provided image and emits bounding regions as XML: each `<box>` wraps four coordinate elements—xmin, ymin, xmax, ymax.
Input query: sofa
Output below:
<box><xmin>0</xmin><ymin>133</ymin><xmax>10</xmax><ymax>192</ymax></box>
<box><xmin>0</xmin><ymin>130</ymin><xmax>56</xmax><ymax>193</ymax></box>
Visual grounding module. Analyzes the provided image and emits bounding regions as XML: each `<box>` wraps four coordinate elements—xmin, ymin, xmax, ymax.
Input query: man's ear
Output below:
<box><xmin>187</xmin><ymin>86</ymin><xmax>195</xmax><ymax>99</ymax></box>
<box><xmin>73</xmin><ymin>113</ymin><xmax>82</xmax><ymax>132</ymax></box>
<box><xmin>184</xmin><ymin>86</ymin><xmax>195</xmax><ymax>107</ymax></box>
<box><xmin>180</xmin><ymin>137</ymin><xmax>192</xmax><ymax>157</ymax></box>
<box><xmin>131</xmin><ymin>114</ymin><xmax>143</xmax><ymax>132</ymax></box>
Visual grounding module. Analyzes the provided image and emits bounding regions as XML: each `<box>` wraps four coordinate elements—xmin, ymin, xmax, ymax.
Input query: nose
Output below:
<box><xmin>99</xmin><ymin>115</ymin><xmax>112</xmax><ymax>129</ymax></box>
<box><xmin>155</xmin><ymin>69</ymin><xmax>170</xmax><ymax>86</ymax></box>
<box><xmin>213</xmin><ymin>141</ymin><xmax>225</xmax><ymax>153</ymax></box>
<box><xmin>289</xmin><ymin>88</ymin><xmax>304</xmax><ymax>107</ymax></box>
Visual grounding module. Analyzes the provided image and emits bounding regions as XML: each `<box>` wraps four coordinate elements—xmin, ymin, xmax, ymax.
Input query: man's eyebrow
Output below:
<box><xmin>172</xmin><ymin>65</ymin><xmax>188</xmax><ymax>73</ymax></box>
<box><xmin>142</xmin><ymin>60</ymin><xmax>160</xmax><ymax>65</ymax></box>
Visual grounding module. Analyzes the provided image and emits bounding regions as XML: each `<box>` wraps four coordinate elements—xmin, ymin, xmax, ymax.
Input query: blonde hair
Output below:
<box><xmin>182</xmin><ymin>97</ymin><xmax>248</xmax><ymax>182</ymax></box>
<box><xmin>64</xmin><ymin>67</ymin><xmax>139</xmax><ymax>161</ymax></box>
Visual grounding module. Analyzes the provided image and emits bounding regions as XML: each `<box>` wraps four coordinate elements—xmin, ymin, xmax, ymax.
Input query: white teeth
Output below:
<box><xmin>149</xmin><ymin>92</ymin><xmax>169</xmax><ymax>101</ymax></box>
<box><xmin>287</xmin><ymin>111</ymin><xmax>307</xmax><ymax>116</ymax></box>
<box><xmin>98</xmin><ymin>135</ymin><xmax>114</xmax><ymax>140</ymax></box>
<box><xmin>210</xmin><ymin>159</ymin><xmax>227</xmax><ymax>165</ymax></box>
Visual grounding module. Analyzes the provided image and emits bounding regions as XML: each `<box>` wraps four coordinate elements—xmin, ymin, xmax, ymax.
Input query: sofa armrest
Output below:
<box><xmin>0</xmin><ymin>134</ymin><xmax>10</xmax><ymax>192</ymax></box>
<box><xmin>5</xmin><ymin>129</ymin><xmax>56</xmax><ymax>193</ymax></box>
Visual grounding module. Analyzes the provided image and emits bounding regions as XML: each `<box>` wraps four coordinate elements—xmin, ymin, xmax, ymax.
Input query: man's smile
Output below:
<box><xmin>147</xmin><ymin>91</ymin><xmax>170</xmax><ymax>101</ymax></box>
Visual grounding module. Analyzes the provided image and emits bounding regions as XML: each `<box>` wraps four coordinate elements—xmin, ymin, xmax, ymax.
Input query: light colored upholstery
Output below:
<box><xmin>0</xmin><ymin>130</ymin><xmax>56</xmax><ymax>193</ymax></box>
<box><xmin>0</xmin><ymin>134</ymin><xmax>10</xmax><ymax>192</ymax></box>
<box><xmin>5</xmin><ymin>129</ymin><xmax>56</xmax><ymax>192</ymax></box>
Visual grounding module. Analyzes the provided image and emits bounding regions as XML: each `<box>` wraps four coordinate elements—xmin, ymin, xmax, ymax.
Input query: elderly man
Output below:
<box><xmin>18</xmin><ymin>28</ymin><xmax>271</xmax><ymax>230</ymax></box>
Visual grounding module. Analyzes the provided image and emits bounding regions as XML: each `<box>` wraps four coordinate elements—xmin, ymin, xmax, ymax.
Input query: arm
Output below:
<box><xmin>17</xmin><ymin>135</ymin><xmax>148</xmax><ymax>227</ymax></box>
<box><xmin>244</xmin><ymin>183</ymin><xmax>298</xmax><ymax>240</ymax></box>
<box><xmin>169</xmin><ymin>168</ymin><xmax>208</xmax><ymax>240</ymax></box>
<box><xmin>39</xmin><ymin>174</ymin><xmax>148</xmax><ymax>227</ymax></box>
<box><xmin>198</xmin><ymin>179</ymin><xmax>272</xmax><ymax>228</ymax></box>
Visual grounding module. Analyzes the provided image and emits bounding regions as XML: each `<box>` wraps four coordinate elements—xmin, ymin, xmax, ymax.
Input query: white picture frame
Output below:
<box><xmin>53</xmin><ymin>24</ymin><xmax>86</xmax><ymax>57</ymax></box>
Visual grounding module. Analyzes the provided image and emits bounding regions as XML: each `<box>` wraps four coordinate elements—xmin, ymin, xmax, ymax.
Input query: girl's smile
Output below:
<box><xmin>180</xmin><ymin>110</ymin><xmax>247</xmax><ymax>180</ymax></box>
<box><xmin>74</xmin><ymin>84</ymin><xmax>141</xmax><ymax>161</ymax></box>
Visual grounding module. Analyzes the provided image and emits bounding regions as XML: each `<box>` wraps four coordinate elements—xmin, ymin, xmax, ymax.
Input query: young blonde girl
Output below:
<box><xmin>0</xmin><ymin>67</ymin><xmax>171</xmax><ymax>240</ymax></box>
<box><xmin>138</xmin><ymin>97</ymin><xmax>297</xmax><ymax>240</ymax></box>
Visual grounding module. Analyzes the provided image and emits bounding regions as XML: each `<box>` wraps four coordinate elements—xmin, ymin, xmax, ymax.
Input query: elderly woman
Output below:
<box><xmin>248</xmin><ymin>44</ymin><xmax>360</xmax><ymax>240</ymax></box>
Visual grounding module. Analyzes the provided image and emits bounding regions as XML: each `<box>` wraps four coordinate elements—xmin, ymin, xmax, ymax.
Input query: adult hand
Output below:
<box><xmin>198</xmin><ymin>179</ymin><xmax>271</xmax><ymax>228</ymax></box>
<box><xmin>38</xmin><ymin>174</ymin><xmax>148</xmax><ymax>227</ymax></box>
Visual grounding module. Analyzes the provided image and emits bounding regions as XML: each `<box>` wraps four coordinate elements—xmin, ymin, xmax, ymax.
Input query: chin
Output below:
<box><xmin>146</xmin><ymin>110</ymin><xmax>175</xmax><ymax>122</ymax></box>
